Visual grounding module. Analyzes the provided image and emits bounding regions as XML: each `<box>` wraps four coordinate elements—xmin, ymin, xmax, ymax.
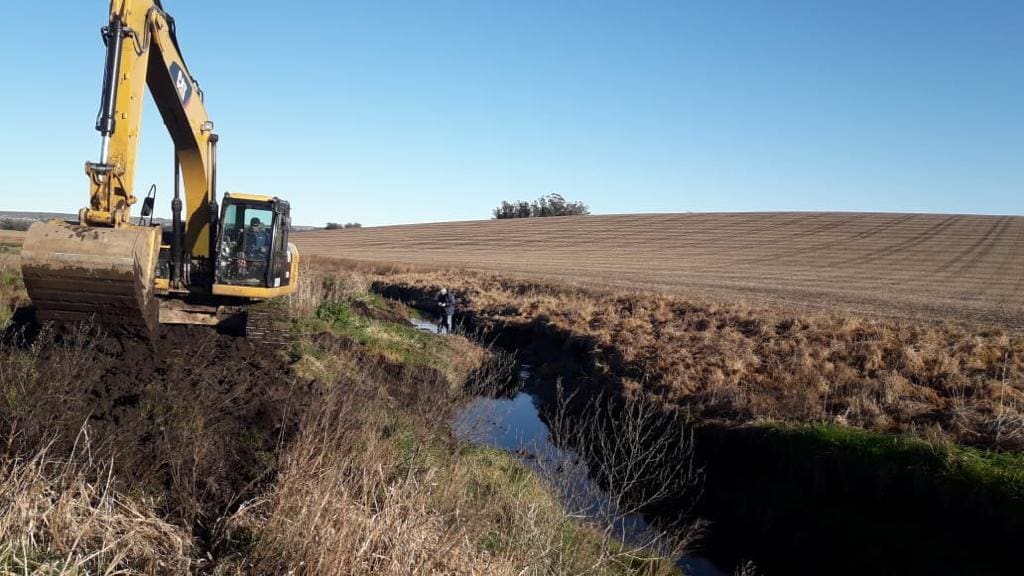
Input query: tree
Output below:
<box><xmin>327</xmin><ymin>222</ymin><xmax>362</xmax><ymax>230</ymax></box>
<box><xmin>492</xmin><ymin>200</ymin><xmax>531</xmax><ymax>219</ymax></box>
<box><xmin>492</xmin><ymin>194</ymin><xmax>589</xmax><ymax>219</ymax></box>
<box><xmin>0</xmin><ymin>218</ymin><xmax>32</xmax><ymax>231</ymax></box>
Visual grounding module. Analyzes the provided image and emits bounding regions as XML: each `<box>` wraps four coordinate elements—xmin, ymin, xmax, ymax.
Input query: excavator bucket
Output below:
<box><xmin>20</xmin><ymin>220</ymin><xmax>162</xmax><ymax>334</ymax></box>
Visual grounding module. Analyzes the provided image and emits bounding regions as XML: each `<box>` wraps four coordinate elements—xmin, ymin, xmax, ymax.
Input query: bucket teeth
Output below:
<box><xmin>20</xmin><ymin>221</ymin><xmax>162</xmax><ymax>334</ymax></box>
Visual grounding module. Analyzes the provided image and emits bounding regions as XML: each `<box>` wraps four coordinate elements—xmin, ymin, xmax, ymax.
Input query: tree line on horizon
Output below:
<box><xmin>321</xmin><ymin>193</ymin><xmax>590</xmax><ymax>228</ymax></box>
<box><xmin>492</xmin><ymin>193</ymin><xmax>590</xmax><ymax>219</ymax></box>
<box><xmin>0</xmin><ymin>218</ymin><xmax>33</xmax><ymax>231</ymax></box>
<box><xmin>325</xmin><ymin>222</ymin><xmax>362</xmax><ymax>230</ymax></box>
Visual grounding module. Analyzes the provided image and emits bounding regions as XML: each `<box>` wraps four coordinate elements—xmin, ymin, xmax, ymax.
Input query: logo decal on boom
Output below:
<box><xmin>169</xmin><ymin>62</ymin><xmax>192</xmax><ymax>107</ymax></box>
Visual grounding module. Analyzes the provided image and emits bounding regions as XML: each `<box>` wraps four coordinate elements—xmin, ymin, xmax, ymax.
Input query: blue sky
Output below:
<box><xmin>1</xmin><ymin>1</ymin><xmax>1021</xmax><ymax>226</ymax></box>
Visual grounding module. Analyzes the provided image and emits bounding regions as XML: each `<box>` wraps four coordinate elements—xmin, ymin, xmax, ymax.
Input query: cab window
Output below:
<box><xmin>218</xmin><ymin>202</ymin><xmax>275</xmax><ymax>286</ymax></box>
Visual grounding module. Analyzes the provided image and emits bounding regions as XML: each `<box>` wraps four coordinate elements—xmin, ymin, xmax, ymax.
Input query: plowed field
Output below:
<box><xmin>295</xmin><ymin>212</ymin><xmax>1024</xmax><ymax>328</ymax></box>
<box><xmin>0</xmin><ymin>230</ymin><xmax>24</xmax><ymax>245</ymax></box>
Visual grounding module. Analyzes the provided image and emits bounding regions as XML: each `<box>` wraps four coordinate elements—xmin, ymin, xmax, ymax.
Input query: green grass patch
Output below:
<box><xmin>314</xmin><ymin>299</ymin><xmax>450</xmax><ymax>374</ymax></box>
<box><xmin>1</xmin><ymin>272</ymin><xmax>20</xmax><ymax>289</ymax></box>
<box><xmin>761</xmin><ymin>422</ymin><xmax>1024</xmax><ymax>496</ymax></box>
<box><xmin>455</xmin><ymin>445</ymin><xmax>679</xmax><ymax>575</ymax></box>
<box><xmin>354</xmin><ymin>291</ymin><xmax>392</xmax><ymax>314</ymax></box>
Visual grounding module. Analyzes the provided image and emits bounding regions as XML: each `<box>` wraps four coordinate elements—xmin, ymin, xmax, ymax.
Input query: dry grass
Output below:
<box><xmin>294</xmin><ymin>212</ymin><xmax>1024</xmax><ymax>329</ymax></box>
<box><xmin>214</xmin><ymin>288</ymin><xmax>684</xmax><ymax>575</ymax></box>
<box><xmin>0</xmin><ymin>245</ymin><xmax>25</xmax><ymax>331</ymax></box>
<box><xmin>0</xmin><ymin>255</ymin><xmax>690</xmax><ymax>575</ymax></box>
<box><xmin>338</xmin><ymin>262</ymin><xmax>1024</xmax><ymax>451</ymax></box>
<box><xmin>216</xmin><ymin>369</ymin><xmax>511</xmax><ymax>575</ymax></box>
<box><xmin>0</xmin><ymin>439</ymin><xmax>193</xmax><ymax>574</ymax></box>
<box><xmin>0</xmin><ymin>231</ymin><xmax>24</xmax><ymax>246</ymax></box>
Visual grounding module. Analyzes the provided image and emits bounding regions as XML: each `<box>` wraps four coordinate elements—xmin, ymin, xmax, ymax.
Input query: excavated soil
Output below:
<box><xmin>0</xmin><ymin>318</ymin><xmax>313</xmax><ymax>535</ymax></box>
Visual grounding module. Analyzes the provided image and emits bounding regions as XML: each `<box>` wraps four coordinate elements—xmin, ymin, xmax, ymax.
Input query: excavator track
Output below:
<box><xmin>245</xmin><ymin>305</ymin><xmax>292</xmax><ymax>346</ymax></box>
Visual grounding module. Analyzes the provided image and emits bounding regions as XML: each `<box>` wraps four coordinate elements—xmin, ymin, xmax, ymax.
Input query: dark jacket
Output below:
<box><xmin>437</xmin><ymin>292</ymin><xmax>455</xmax><ymax>313</ymax></box>
<box><xmin>243</xmin><ymin>226</ymin><xmax>270</xmax><ymax>258</ymax></box>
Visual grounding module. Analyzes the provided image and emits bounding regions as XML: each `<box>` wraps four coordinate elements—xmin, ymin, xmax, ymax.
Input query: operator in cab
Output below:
<box><xmin>243</xmin><ymin>217</ymin><xmax>270</xmax><ymax>259</ymax></box>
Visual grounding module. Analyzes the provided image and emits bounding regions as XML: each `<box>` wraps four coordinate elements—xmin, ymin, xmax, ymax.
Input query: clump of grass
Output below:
<box><xmin>0</xmin><ymin>440</ymin><xmax>194</xmax><ymax>575</ymax></box>
<box><xmin>288</xmin><ymin>259</ymin><xmax>375</xmax><ymax>318</ymax></box>
<box><xmin>0</xmin><ymin>247</ymin><xmax>24</xmax><ymax>331</ymax></box>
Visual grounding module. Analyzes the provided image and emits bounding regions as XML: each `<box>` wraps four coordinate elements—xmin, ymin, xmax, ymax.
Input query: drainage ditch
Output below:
<box><xmin>400</xmin><ymin>295</ymin><xmax>1024</xmax><ymax>576</ymax></box>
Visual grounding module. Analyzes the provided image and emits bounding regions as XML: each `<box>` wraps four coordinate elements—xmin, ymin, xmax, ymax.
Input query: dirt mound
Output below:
<box><xmin>0</xmin><ymin>320</ymin><xmax>312</xmax><ymax>534</ymax></box>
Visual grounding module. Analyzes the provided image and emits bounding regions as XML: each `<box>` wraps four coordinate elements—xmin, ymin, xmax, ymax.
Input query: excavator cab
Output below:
<box><xmin>213</xmin><ymin>194</ymin><xmax>296</xmax><ymax>295</ymax></box>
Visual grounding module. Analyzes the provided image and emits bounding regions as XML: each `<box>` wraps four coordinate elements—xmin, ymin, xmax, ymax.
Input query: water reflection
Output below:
<box><xmin>410</xmin><ymin>313</ymin><xmax>727</xmax><ymax>575</ymax></box>
<box><xmin>409</xmin><ymin>314</ymin><xmax>439</xmax><ymax>333</ymax></box>
<box><xmin>452</xmin><ymin>374</ymin><xmax>727</xmax><ymax>576</ymax></box>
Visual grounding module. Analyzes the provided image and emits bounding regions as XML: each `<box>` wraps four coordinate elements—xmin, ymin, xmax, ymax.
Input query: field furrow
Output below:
<box><xmin>294</xmin><ymin>212</ymin><xmax>1024</xmax><ymax>328</ymax></box>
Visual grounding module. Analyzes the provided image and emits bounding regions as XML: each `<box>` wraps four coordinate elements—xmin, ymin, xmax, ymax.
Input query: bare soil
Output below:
<box><xmin>0</xmin><ymin>320</ymin><xmax>310</xmax><ymax>532</ymax></box>
<box><xmin>295</xmin><ymin>212</ymin><xmax>1024</xmax><ymax>330</ymax></box>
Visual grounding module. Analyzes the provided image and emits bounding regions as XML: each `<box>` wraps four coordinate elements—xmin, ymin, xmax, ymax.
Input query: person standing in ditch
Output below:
<box><xmin>436</xmin><ymin>288</ymin><xmax>456</xmax><ymax>334</ymax></box>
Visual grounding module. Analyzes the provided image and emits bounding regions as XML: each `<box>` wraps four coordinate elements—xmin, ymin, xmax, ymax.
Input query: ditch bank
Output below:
<box><xmin>0</xmin><ymin>314</ymin><xmax>314</xmax><ymax>560</ymax></box>
<box><xmin>380</xmin><ymin>282</ymin><xmax>1024</xmax><ymax>576</ymax></box>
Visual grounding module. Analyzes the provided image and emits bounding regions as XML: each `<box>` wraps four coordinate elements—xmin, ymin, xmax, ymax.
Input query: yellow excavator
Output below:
<box><xmin>21</xmin><ymin>0</ymin><xmax>299</xmax><ymax>336</ymax></box>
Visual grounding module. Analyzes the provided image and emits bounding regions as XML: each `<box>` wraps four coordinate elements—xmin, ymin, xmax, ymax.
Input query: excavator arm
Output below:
<box><xmin>21</xmin><ymin>0</ymin><xmax>221</xmax><ymax>333</ymax></box>
<box><xmin>85</xmin><ymin>0</ymin><xmax>217</xmax><ymax>256</ymax></box>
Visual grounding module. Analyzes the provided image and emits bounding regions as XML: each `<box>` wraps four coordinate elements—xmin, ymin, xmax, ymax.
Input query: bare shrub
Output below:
<box><xmin>544</xmin><ymin>384</ymin><xmax>704</xmax><ymax>561</ymax></box>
